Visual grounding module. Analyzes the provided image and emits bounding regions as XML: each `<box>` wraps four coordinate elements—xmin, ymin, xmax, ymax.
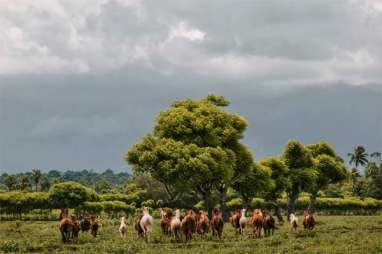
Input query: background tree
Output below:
<box><xmin>39</xmin><ymin>176</ymin><xmax>51</xmax><ymax>192</ymax></box>
<box><xmin>48</xmin><ymin>181</ymin><xmax>98</xmax><ymax>210</ymax></box>
<box><xmin>282</xmin><ymin>140</ymin><xmax>316</xmax><ymax>217</ymax></box>
<box><xmin>31</xmin><ymin>169</ymin><xmax>42</xmax><ymax>191</ymax></box>
<box><xmin>260</xmin><ymin>157</ymin><xmax>290</xmax><ymax>222</ymax></box>
<box><xmin>306</xmin><ymin>141</ymin><xmax>348</xmax><ymax>213</ymax></box>
<box><xmin>219</xmin><ymin>143</ymin><xmax>254</xmax><ymax>221</ymax></box>
<box><xmin>364</xmin><ymin>153</ymin><xmax>382</xmax><ymax>199</ymax></box>
<box><xmin>126</xmin><ymin>95</ymin><xmax>250</xmax><ymax>216</ymax></box>
<box><xmin>348</xmin><ymin>146</ymin><xmax>369</xmax><ymax>168</ymax></box>
<box><xmin>232</xmin><ymin>161</ymin><xmax>273</xmax><ymax>207</ymax></box>
<box><xmin>4</xmin><ymin>175</ymin><xmax>16</xmax><ymax>191</ymax></box>
<box><xmin>348</xmin><ymin>146</ymin><xmax>368</xmax><ymax>193</ymax></box>
<box><xmin>19</xmin><ymin>175</ymin><xmax>31</xmax><ymax>191</ymax></box>
<box><xmin>95</xmin><ymin>180</ymin><xmax>112</xmax><ymax>194</ymax></box>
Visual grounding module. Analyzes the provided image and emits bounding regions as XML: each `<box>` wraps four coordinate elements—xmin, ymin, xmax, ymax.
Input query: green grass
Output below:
<box><xmin>1</xmin><ymin>216</ymin><xmax>381</xmax><ymax>254</ymax></box>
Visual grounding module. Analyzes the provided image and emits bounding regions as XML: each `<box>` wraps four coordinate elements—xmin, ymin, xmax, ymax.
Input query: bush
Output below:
<box><xmin>81</xmin><ymin>201</ymin><xmax>135</xmax><ymax>217</ymax></box>
<box><xmin>0</xmin><ymin>192</ymin><xmax>50</xmax><ymax>217</ymax></box>
<box><xmin>48</xmin><ymin>181</ymin><xmax>98</xmax><ymax>209</ymax></box>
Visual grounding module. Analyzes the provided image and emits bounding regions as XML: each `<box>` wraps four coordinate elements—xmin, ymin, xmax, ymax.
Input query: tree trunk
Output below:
<box><xmin>204</xmin><ymin>193</ymin><xmax>213</xmax><ymax>218</ymax></box>
<box><xmin>286</xmin><ymin>192</ymin><xmax>298</xmax><ymax>221</ymax></box>
<box><xmin>219</xmin><ymin>189</ymin><xmax>229</xmax><ymax>222</ymax></box>
<box><xmin>308</xmin><ymin>193</ymin><xmax>317</xmax><ymax>214</ymax></box>
<box><xmin>273</xmin><ymin>200</ymin><xmax>284</xmax><ymax>223</ymax></box>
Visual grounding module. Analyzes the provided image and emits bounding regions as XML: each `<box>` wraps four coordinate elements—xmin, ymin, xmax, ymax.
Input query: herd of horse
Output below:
<box><xmin>58</xmin><ymin>207</ymin><xmax>316</xmax><ymax>243</ymax></box>
<box><xmin>59</xmin><ymin>209</ymin><xmax>99</xmax><ymax>243</ymax></box>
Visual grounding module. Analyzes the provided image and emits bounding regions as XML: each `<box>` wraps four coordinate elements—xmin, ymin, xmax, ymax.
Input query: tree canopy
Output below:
<box><xmin>48</xmin><ymin>181</ymin><xmax>98</xmax><ymax>209</ymax></box>
<box><xmin>126</xmin><ymin>95</ymin><xmax>253</xmax><ymax>215</ymax></box>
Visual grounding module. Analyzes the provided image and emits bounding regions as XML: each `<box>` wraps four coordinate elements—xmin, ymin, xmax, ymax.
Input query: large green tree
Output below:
<box><xmin>259</xmin><ymin>157</ymin><xmax>290</xmax><ymax>222</ymax></box>
<box><xmin>126</xmin><ymin>95</ymin><xmax>252</xmax><ymax>217</ymax></box>
<box><xmin>282</xmin><ymin>140</ymin><xmax>316</xmax><ymax>217</ymax></box>
<box><xmin>306</xmin><ymin>141</ymin><xmax>348</xmax><ymax>212</ymax></box>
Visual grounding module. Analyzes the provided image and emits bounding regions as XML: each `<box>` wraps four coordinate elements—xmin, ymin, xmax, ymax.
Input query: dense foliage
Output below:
<box><xmin>0</xmin><ymin>169</ymin><xmax>131</xmax><ymax>193</ymax></box>
<box><xmin>126</xmin><ymin>95</ymin><xmax>253</xmax><ymax>217</ymax></box>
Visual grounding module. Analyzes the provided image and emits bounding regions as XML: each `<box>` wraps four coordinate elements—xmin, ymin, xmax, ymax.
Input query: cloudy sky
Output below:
<box><xmin>1</xmin><ymin>0</ymin><xmax>381</xmax><ymax>173</ymax></box>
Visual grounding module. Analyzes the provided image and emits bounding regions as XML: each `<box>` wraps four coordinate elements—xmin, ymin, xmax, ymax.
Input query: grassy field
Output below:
<box><xmin>1</xmin><ymin>215</ymin><xmax>381</xmax><ymax>254</ymax></box>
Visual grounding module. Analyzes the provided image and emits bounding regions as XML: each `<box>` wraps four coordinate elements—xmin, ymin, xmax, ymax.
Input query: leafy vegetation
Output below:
<box><xmin>0</xmin><ymin>169</ymin><xmax>131</xmax><ymax>193</ymax></box>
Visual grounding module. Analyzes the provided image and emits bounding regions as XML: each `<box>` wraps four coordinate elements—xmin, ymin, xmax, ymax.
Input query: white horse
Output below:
<box><xmin>119</xmin><ymin>217</ymin><xmax>127</xmax><ymax>238</ymax></box>
<box><xmin>239</xmin><ymin>209</ymin><xmax>247</xmax><ymax>234</ymax></box>
<box><xmin>140</xmin><ymin>207</ymin><xmax>154</xmax><ymax>242</ymax></box>
<box><xmin>289</xmin><ymin>213</ymin><xmax>298</xmax><ymax>232</ymax></box>
<box><xmin>170</xmin><ymin>209</ymin><xmax>181</xmax><ymax>241</ymax></box>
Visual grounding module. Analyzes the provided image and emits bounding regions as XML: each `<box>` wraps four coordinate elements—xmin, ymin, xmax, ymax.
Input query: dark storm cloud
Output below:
<box><xmin>1</xmin><ymin>71</ymin><xmax>381</xmax><ymax>172</ymax></box>
<box><xmin>0</xmin><ymin>0</ymin><xmax>381</xmax><ymax>172</ymax></box>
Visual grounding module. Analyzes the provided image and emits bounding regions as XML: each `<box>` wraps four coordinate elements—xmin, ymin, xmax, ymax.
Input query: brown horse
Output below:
<box><xmin>134</xmin><ymin>213</ymin><xmax>144</xmax><ymax>238</ymax></box>
<box><xmin>262</xmin><ymin>210</ymin><xmax>275</xmax><ymax>237</ymax></box>
<box><xmin>181</xmin><ymin>209</ymin><xmax>197</xmax><ymax>241</ymax></box>
<box><xmin>59</xmin><ymin>209</ymin><xmax>72</xmax><ymax>243</ymax></box>
<box><xmin>80</xmin><ymin>212</ymin><xmax>91</xmax><ymax>232</ymax></box>
<box><xmin>71</xmin><ymin>215</ymin><xmax>80</xmax><ymax>239</ymax></box>
<box><xmin>303</xmin><ymin>210</ymin><xmax>315</xmax><ymax>230</ymax></box>
<box><xmin>251</xmin><ymin>209</ymin><xmax>263</xmax><ymax>238</ymax></box>
<box><xmin>90</xmin><ymin>216</ymin><xmax>98</xmax><ymax>237</ymax></box>
<box><xmin>210</xmin><ymin>208</ymin><xmax>224</xmax><ymax>240</ymax></box>
<box><xmin>196</xmin><ymin>210</ymin><xmax>210</xmax><ymax>236</ymax></box>
<box><xmin>230</xmin><ymin>209</ymin><xmax>241</xmax><ymax>235</ymax></box>
<box><xmin>159</xmin><ymin>208</ymin><xmax>172</xmax><ymax>235</ymax></box>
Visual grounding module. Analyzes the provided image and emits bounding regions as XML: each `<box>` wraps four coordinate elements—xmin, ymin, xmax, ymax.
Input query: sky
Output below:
<box><xmin>0</xmin><ymin>0</ymin><xmax>381</xmax><ymax>173</ymax></box>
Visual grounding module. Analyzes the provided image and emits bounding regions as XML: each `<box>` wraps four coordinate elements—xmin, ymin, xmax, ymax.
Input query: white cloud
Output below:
<box><xmin>167</xmin><ymin>22</ymin><xmax>206</xmax><ymax>42</ymax></box>
<box><xmin>0</xmin><ymin>0</ymin><xmax>381</xmax><ymax>86</ymax></box>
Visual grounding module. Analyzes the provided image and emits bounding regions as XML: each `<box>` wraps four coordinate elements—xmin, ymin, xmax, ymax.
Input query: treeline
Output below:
<box><xmin>0</xmin><ymin>169</ymin><xmax>131</xmax><ymax>193</ymax></box>
<box><xmin>0</xmin><ymin>182</ymin><xmax>135</xmax><ymax>220</ymax></box>
<box><xmin>1</xmin><ymin>188</ymin><xmax>381</xmax><ymax>221</ymax></box>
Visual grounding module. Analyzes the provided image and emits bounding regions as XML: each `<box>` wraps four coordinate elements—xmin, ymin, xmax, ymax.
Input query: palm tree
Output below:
<box><xmin>348</xmin><ymin>146</ymin><xmax>368</xmax><ymax>168</ymax></box>
<box><xmin>348</xmin><ymin>146</ymin><xmax>368</xmax><ymax>194</ymax></box>
<box><xmin>31</xmin><ymin>169</ymin><xmax>42</xmax><ymax>191</ymax></box>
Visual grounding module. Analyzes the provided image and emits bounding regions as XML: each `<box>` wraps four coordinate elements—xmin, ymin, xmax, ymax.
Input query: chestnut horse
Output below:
<box><xmin>160</xmin><ymin>208</ymin><xmax>172</xmax><ymax>235</ymax></box>
<box><xmin>210</xmin><ymin>208</ymin><xmax>224</xmax><ymax>240</ymax></box>
<box><xmin>196</xmin><ymin>210</ymin><xmax>210</xmax><ymax>236</ymax></box>
<box><xmin>181</xmin><ymin>209</ymin><xmax>197</xmax><ymax>241</ymax></box>
<box><xmin>230</xmin><ymin>209</ymin><xmax>241</xmax><ymax>234</ymax></box>
<box><xmin>303</xmin><ymin>210</ymin><xmax>315</xmax><ymax>230</ymax></box>
<box><xmin>71</xmin><ymin>215</ymin><xmax>80</xmax><ymax>239</ymax></box>
<box><xmin>90</xmin><ymin>215</ymin><xmax>98</xmax><ymax>237</ymax></box>
<box><xmin>251</xmin><ymin>209</ymin><xmax>263</xmax><ymax>238</ymax></box>
<box><xmin>59</xmin><ymin>209</ymin><xmax>72</xmax><ymax>243</ymax></box>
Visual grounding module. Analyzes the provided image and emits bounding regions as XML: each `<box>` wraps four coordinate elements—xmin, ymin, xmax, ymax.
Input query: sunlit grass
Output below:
<box><xmin>1</xmin><ymin>215</ymin><xmax>381</xmax><ymax>253</ymax></box>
